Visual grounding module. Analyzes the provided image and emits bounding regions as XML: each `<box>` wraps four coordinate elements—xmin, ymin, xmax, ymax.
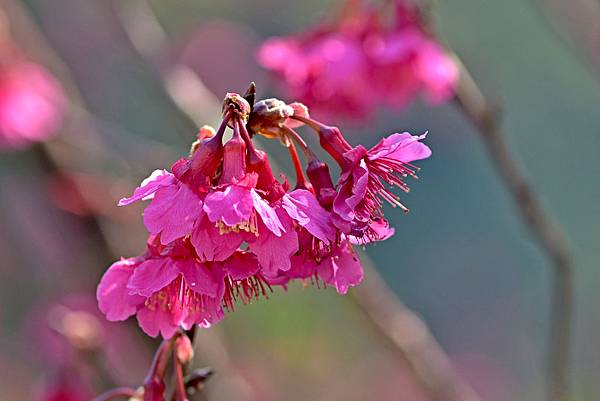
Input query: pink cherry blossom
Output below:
<box><xmin>97</xmin><ymin>236</ymin><xmax>272</xmax><ymax>338</ymax></box>
<box><xmin>333</xmin><ymin>132</ymin><xmax>431</xmax><ymax>234</ymax></box>
<box><xmin>119</xmin><ymin>168</ymin><xmax>203</xmax><ymax>244</ymax></box>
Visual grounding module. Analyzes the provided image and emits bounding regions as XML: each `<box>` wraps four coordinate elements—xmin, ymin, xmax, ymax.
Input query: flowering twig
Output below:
<box><xmin>352</xmin><ymin>255</ymin><xmax>483</xmax><ymax>401</ymax></box>
<box><xmin>452</xmin><ymin>60</ymin><xmax>574</xmax><ymax>401</ymax></box>
<box><xmin>111</xmin><ymin>3</ymin><xmax>487</xmax><ymax>401</ymax></box>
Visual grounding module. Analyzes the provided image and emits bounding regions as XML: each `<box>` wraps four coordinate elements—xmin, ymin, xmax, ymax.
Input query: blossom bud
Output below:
<box><xmin>175</xmin><ymin>335</ymin><xmax>194</xmax><ymax>365</ymax></box>
<box><xmin>220</xmin><ymin>133</ymin><xmax>246</xmax><ymax>184</ymax></box>
<box><xmin>306</xmin><ymin>160</ymin><xmax>336</xmax><ymax>208</ymax></box>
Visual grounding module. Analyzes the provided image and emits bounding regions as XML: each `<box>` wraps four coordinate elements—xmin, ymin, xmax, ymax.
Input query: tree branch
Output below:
<box><xmin>453</xmin><ymin>59</ymin><xmax>574</xmax><ymax>401</ymax></box>
<box><xmin>352</xmin><ymin>256</ymin><xmax>483</xmax><ymax>401</ymax></box>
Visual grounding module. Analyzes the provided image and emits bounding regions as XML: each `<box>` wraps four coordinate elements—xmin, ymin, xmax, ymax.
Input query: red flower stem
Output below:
<box><xmin>91</xmin><ymin>387</ymin><xmax>137</xmax><ymax>401</ymax></box>
<box><xmin>173</xmin><ymin>352</ymin><xmax>190</xmax><ymax>401</ymax></box>
<box><xmin>144</xmin><ymin>338</ymin><xmax>174</xmax><ymax>384</ymax></box>
<box><xmin>283</xmin><ymin>125</ymin><xmax>318</xmax><ymax>162</ymax></box>
<box><xmin>287</xmin><ymin>141</ymin><xmax>311</xmax><ymax>190</ymax></box>
<box><xmin>288</xmin><ymin>114</ymin><xmax>321</xmax><ymax>133</ymax></box>
<box><xmin>236</xmin><ymin>117</ymin><xmax>259</xmax><ymax>155</ymax></box>
<box><xmin>215</xmin><ymin>107</ymin><xmax>233</xmax><ymax>140</ymax></box>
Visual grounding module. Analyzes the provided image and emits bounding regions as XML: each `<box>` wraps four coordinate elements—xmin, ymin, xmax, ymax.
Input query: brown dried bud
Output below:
<box><xmin>222</xmin><ymin>92</ymin><xmax>251</xmax><ymax>123</ymax></box>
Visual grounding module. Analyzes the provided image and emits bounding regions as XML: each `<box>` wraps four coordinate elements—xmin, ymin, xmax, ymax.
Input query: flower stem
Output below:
<box><xmin>173</xmin><ymin>352</ymin><xmax>190</xmax><ymax>401</ymax></box>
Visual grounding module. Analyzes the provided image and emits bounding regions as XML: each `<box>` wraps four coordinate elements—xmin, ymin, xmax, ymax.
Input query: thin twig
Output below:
<box><xmin>351</xmin><ymin>255</ymin><xmax>483</xmax><ymax>401</ymax></box>
<box><xmin>453</xmin><ymin>60</ymin><xmax>574</xmax><ymax>401</ymax></box>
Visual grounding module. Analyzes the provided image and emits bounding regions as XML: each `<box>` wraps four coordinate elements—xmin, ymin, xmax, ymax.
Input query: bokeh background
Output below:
<box><xmin>1</xmin><ymin>0</ymin><xmax>599</xmax><ymax>400</ymax></box>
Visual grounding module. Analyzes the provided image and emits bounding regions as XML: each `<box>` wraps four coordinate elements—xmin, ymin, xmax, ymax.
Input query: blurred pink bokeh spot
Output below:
<box><xmin>0</xmin><ymin>62</ymin><xmax>66</xmax><ymax>150</ymax></box>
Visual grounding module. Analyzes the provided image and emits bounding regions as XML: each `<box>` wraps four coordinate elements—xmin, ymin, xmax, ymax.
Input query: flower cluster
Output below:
<box><xmin>258</xmin><ymin>0</ymin><xmax>458</xmax><ymax>118</ymax></box>
<box><xmin>0</xmin><ymin>33</ymin><xmax>66</xmax><ymax>150</ymax></box>
<box><xmin>97</xmin><ymin>87</ymin><xmax>431</xmax><ymax>338</ymax></box>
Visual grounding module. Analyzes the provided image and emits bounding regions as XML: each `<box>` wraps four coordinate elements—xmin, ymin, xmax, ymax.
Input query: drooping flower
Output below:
<box><xmin>98</xmin><ymin>88</ymin><xmax>432</xmax><ymax>338</ymax></box>
<box><xmin>257</xmin><ymin>0</ymin><xmax>458</xmax><ymax>119</ymax></box>
<box><xmin>97</xmin><ymin>236</ymin><xmax>269</xmax><ymax>338</ymax></box>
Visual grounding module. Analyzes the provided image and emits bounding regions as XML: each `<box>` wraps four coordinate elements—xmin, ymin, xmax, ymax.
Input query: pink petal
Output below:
<box><xmin>127</xmin><ymin>258</ymin><xmax>179</xmax><ymax>297</ymax></box>
<box><xmin>96</xmin><ymin>258</ymin><xmax>144</xmax><ymax>321</ymax></box>
<box><xmin>249</xmin><ymin>213</ymin><xmax>298</xmax><ymax>276</ymax></box>
<box><xmin>190</xmin><ymin>216</ymin><xmax>245</xmax><ymax>262</ymax></box>
<box><xmin>136</xmin><ymin>306</ymin><xmax>179</xmax><ymax>339</ymax></box>
<box><xmin>222</xmin><ymin>252</ymin><xmax>261</xmax><ymax>280</ymax></box>
<box><xmin>369</xmin><ymin>132</ymin><xmax>431</xmax><ymax>162</ymax></box>
<box><xmin>282</xmin><ymin>190</ymin><xmax>335</xmax><ymax>244</ymax></box>
<box><xmin>251</xmin><ymin>189</ymin><xmax>284</xmax><ymax>236</ymax></box>
<box><xmin>176</xmin><ymin>260</ymin><xmax>222</xmax><ymax>298</ymax></box>
<box><xmin>203</xmin><ymin>185</ymin><xmax>254</xmax><ymax>227</ymax></box>
<box><xmin>333</xmin><ymin>162</ymin><xmax>369</xmax><ymax>222</ymax></box>
<box><xmin>143</xmin><ymin>184</ymin><xmax>202</xmax><ymax>244</ymax></box>
<box><xmin>317</xmin><ymin>246</ymin><xmax>364</xmax><ymax>294</ymax></box>
<box><xmin>118</xmin><ymin>170</ymin><xmax>175</xmax><ymax>206</ymax></box>
<box><xmin>349</xmin><ymin>218</ymin><xmax>396</xmax><ymax>245</ymax></box>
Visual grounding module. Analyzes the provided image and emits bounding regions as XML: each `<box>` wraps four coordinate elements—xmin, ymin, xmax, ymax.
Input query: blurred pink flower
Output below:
<box><xmin>35</xmin><ymin>374</ymin><xmax>93</xmax><ymax>401</ymax></box>
<box><xmin>258</xmin><ymin>0</ymin><xmax>458</xmax><ymax>119</ymax></box>
<box><xmin>0</xmin><ymin>62</ymin><xmax>66</xmax><ymax>150</ymax></box>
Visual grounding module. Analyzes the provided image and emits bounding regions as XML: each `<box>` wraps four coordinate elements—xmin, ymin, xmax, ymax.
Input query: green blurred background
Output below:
<box><xmin>1</xmin><ymin>0</ymin><xmax>598</xmax><ymax>400</ymax></box>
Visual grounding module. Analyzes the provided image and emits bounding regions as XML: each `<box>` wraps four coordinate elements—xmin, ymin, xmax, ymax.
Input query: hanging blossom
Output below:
<box><xmin>0</xmin><ymin>39</ymin><xmax>66</xmax><ymax>150</ymax></box>
<box><xmin>257</xmin><ymin>0</ymin><xmax>458</xmax><ymax>118</ymax></box>
<box><xmin>97</xmin><ymin>85</ymin><xmax>431</xmax><ymax>338</ymax></box>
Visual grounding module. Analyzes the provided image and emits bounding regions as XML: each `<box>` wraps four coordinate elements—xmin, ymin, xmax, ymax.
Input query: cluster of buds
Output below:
<box><xmin>96</xmin><ymin>84</ymin><xmax>431</xmax><ymax>338</ymax></box>
<box><xmin>258</xmin><ymin>0</ymin><xmax>458</xmax><ymax>118</ymax></box>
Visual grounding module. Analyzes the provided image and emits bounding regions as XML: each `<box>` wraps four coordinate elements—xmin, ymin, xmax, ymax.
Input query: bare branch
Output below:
<box><xmin>453</xmin><ymin>59</ymin><xmax>574</xmax><ymax>401</ymax></box>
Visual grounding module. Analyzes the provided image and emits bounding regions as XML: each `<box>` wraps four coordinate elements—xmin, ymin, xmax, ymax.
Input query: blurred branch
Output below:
<box><xmin>412</xmin><ymin>2</ymin><xmax>575</xmax><ymax>400</ymax></box>
<box><xmin>352</xmin><ymin>256</ymin><xmax>482</xmax><ymax>401</ymax></box>
<box><xmin>528</xmin><ymin>0</ymin><xmax>600</xmax><ymax>81</ymax></box>
<box><xmin>452</xmin><ymin>60</ymin><xmax>574</xmax><ymax>401</ymax></box>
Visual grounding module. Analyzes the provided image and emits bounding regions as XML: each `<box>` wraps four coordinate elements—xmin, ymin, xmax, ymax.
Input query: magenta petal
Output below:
<box><xmin>349</xmin><ymin>219</ymin><xmax>396</xmax><ymax>245</ymax></box>
<box><xmin>251</xmin><ymin>189</ymin><xmax>284</xmax><ymax>236</ymax></box>
<box><xmin>176</xmin><ymin>260</ymin><xmax>221</xmax><ymax>298</ymax></box>
<box><xmin>222</xmin><ymin>252</ymin><xmax>261</xmax><ymax>280</ymax></box>
<box><xmin>369</xmin><ymin>132</ymin><xmax>431</xmax><ymax>162</ymax></box>
<box><xmin>118</xmin><ymin>170</ymin><xmax>175</xmax><ymax>206</ymax></box>
<box><xmin>96</xmin><ymin>258</ymin><xmax>144</xmax><ymax>321</ymax></box>
<box><xmin>282</xmin><ymin>190</ymin><xmax>335</xmax><ymax>244</ymax></box>
<box><xmin>190</xmin><ymin>216</ymin><xmax>244</xmax><ymax>262</ymax></box>
<box><xmin>127</xmin><ymin>258</ymin><xmax>179</xmax><ymax>297</ymax></box>
<box><xmin>250</xmin><ymin>213</ymin><xmax>298</xmax><ymax>276</ymax></box>
<box><xmin>333</xmin><ymin>162</ymin><xmax>369</xmax><ymax>221</ymax></box>
<box><xmin>143</xmin><ymin>184</ymin><xmax>203</xmax><ymax>244</ymax></box>
<box><xmin>203</xmin><ymin>185</ymin><xmax>253</xmax><ymax>227</ymax></box>
<box><xmin>136</xmin><ymin>307</ymin><xmax>179</xmax><ymax>339</ymax></box>
<box><xmin>318</xmin><ymin>246</ymin><xmax>364</xmax><ymax>294</ymax></box>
